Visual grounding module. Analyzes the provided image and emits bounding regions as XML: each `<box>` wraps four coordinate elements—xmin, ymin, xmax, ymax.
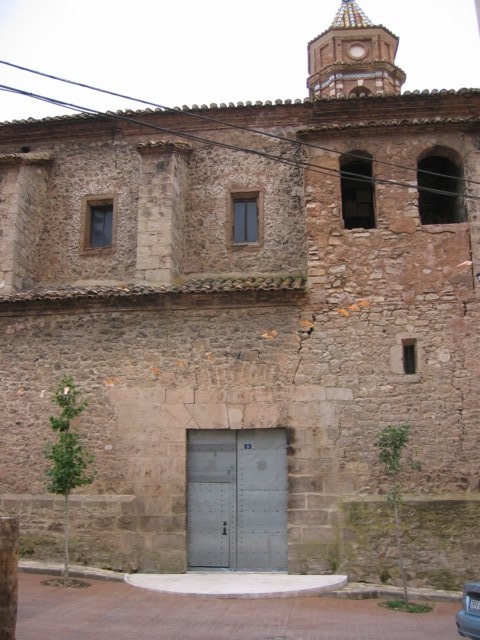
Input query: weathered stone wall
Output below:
<box><xmin>183</xmin><ymin>138</ymin><xmax>306</xmax><ymax>276</ymax></box>
<box><xmin>0</xmin><ymin>98</ymin><xmax>478</xmax><ymax>582</ymax></box>
<box><xmin>0</xmin><ymin>293</ymin><xmax>479</xmax><ymax>579</ymax></box>
<box><xmin>1</xmin><ymin>494</ymin><xmax>138</xmax><ymax>571</ymax></box>
<box><xmin>341</xmin><ymin>496</ymin><xmax>480</xmax><ymax>589</ymax></box>
<box><xmin>135</xmin><ymin>143</ymin><xmax>191</xmax><ymax>283</ymax></box>
<box><xmin>12</xmin><ymin>163</ymin><xmax>50</xmax><ymax>290</ymax></box>
<box><xmin>305</xmin><ymin>129</ymin><xmax>476</xmax><ymax>307</ymax></box>
<box><xmin>34</xmin><ymin>140</ymin><xmax>139</xmax><ymax>286</ymax></box>
<box><xmin>0</xmin><ymin>156</ymin><xmax>51</xmax><ymax>292</ymax></box>
<box><xmin>0</xmin><ymin>164</ymin><xmax>20</xmax><ymax>290</ymax></box>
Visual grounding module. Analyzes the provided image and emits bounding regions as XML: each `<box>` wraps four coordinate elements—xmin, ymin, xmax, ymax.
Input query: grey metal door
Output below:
<box><xmin>187</xmin><ymin>429</ymin><xmax>287</xmax><ymax>571</ymax></box>
<box><xmin>187</xmin><ymin>431</ymin><xmax>236</xmax><ymax>568</ymax></box>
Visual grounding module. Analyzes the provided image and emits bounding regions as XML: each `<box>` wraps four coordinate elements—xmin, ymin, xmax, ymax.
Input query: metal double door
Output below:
<box><xmin>187</xmin><ymin>429</ymin><xmax>287</xmax><ymax>571</ymax></box>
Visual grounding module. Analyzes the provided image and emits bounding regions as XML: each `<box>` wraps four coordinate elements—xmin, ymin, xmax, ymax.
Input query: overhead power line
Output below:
<box><xmin>0</xmin><ymin>59</ymin><xmax>479</xmax><ymax>189</ymax></box>
<box><xmin>0</xmin><ymin>83</ymin><xmax>479</xmax><ymax>203</ymax></box>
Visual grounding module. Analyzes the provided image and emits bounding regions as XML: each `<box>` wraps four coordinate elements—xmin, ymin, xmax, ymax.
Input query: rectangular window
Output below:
<box><xmin>82</xmin><ymin>196</ymin><xmax>115</xmax><ymax>252</ymax></box>
<box><xmin>402</xmin><ymin>340</ymin><xmax>417</xmax><ymax>375</ymax></box>
<box><xmin>90</xmin><ymin>204</ymin><xmax>113</xmax><ymax>248</ymax></box>
<box><xmin>233</xmin><ymin>197</ymin><xmax>258</xmax><ymax>244</ymax></box>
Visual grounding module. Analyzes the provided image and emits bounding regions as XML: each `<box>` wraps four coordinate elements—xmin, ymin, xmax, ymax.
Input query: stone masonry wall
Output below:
<box><xmin>0</xmin><ymin>157</ymin><xmax>51</xmax><ymax>292</ymax></box>
<box><xmin>0</xmin><ymin>293</ymin><xmax>479</xmax><ymax>578</ymax></box>
<box><xmin>341</xmin><ymin>496</ymin><xmax>480</xmax><ymax>589</ymax></box>
<box><xmin>13</xmin><ymin>164</ymin><xmax>50</xmax><ymax>289</ymax></box>
<box><xmin>183</xmin><ymin>138</ymin><xmax>306</xmax><ymax>276</ymax></box>
<box><xmin>0</xmin><ymin>164</ymin><xmax>20</xmax><ymax>291</ymax></box>
<box><xmin>0</xmin><ymin>103</ymin><xmax>478</xmax><ymax>582</ymax></box>
<box><xmin>34</xmin><ymin>140</ymin><xmax>139</xmax><ymax>286</ymax></box>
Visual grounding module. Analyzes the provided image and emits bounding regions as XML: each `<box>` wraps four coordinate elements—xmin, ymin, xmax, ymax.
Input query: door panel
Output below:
<box><xmin>236</xmin><ymin>429</ymin><xmax>288</xmax><ymax>570</ymax></box>
<box><xmin>187</xmin><ymin>431</ymin><xmax>236</xmax><ymax>568</ymax></box>
<box><xmin>187</xmin><ymin>482</ymin><xmax>231</xmax><ymax>567</ymax></box>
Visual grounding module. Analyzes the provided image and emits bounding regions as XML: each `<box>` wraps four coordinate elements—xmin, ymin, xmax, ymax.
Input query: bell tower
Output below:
<box><xmin>307</xmin><ymin>0</ymin><xmax>406</xmax><ymax>99</ymax></box>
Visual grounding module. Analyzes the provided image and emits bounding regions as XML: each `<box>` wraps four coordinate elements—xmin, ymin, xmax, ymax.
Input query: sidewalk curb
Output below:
<box><xmin>19</xmin><ymin>560</ymin><xmax>124</xmax><ymax>582</ymax></box>
<box><xmin>18</xmin><ymin>560</ymin><xmax>463</xmax><ymax>602</ymax></box>
<box><xmin>325</xmin><ymin>582</ymin><xmax>462</xmax><ymax>603</ymax></box>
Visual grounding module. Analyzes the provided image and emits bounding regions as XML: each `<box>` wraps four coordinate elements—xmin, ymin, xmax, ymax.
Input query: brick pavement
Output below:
<box><xmin>16</xmin><ymin>573</ymin><xmax>461</xmax><ymax>640</ymax></box>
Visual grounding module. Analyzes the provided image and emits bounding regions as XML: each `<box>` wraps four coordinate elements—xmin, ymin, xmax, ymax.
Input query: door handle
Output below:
<box><xmin>222</xmin><ymin>521</ymin><xmax>228</xmax><ymax>535</ymax></box>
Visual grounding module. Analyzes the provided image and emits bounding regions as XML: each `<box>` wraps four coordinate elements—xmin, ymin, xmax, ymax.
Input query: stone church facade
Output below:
<box><xmin>0</xmin><ymin>1</ymin><xmax>479</xmax><ymax>587</ymax></box>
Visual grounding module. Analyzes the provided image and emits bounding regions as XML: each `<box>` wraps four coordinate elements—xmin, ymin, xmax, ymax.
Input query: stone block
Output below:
<box><xmin>325</xmin><ymin>387</ymin><xmax>353</xmax><ymax>401</ymax></box>
<box><xmin>186</xmin><ymin>403</ymin><xmax>229</xmax><ymax>429</ymax></box>
<box><xmin>195</xmin><ymin>389</ymin><xmax>227</xmax><ymax>403</ymax></box>
<box><xmin>227</xmin><ymin>404</ymin><xmax>244</xmax><ymax>429</ymax></box>
<box><xmin>243</xmin><ymin>402</ymin><xmax>280</xmax><ymax>428</ymax></box>
<box><xmin>289</xmin><ymin>475</ymin><xmax>323</xmax><ymax>493</ymax></box>
<box><xmin>165</xmin><ymin>388</ymin><xmax>194</xmax><ymax>404</ymax></box>
<box><xmin>294</xmin><ymin>385</ymin><xmax>327</xmax><ymax>402</ymax></box>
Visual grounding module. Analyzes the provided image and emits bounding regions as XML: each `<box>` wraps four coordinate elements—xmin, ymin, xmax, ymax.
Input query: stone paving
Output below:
<box><xmin>16</xmin><ymin>570</ymin><xmax>462</xmax><ymax>640</ymax></box>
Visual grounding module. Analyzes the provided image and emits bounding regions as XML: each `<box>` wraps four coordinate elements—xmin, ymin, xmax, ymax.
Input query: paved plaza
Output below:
<box><xmin>16</xmin><ymin>572</ymin><xmax>461</xmax><ymax>640</ymax></box>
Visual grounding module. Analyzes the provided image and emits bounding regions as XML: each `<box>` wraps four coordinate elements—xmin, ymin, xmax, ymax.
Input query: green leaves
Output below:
<box><xmin>44</xmin><ymin>431</ymin><xmax>94</xmax><ymax>496</ymax></box>
<box><xmin>49</xmin><ymin>375</ymin><xmax>88</xmax><ymax>432</ymax></box>
<box><xmin>44</xmin><ymin>376</ymin><xmax>94</xmax><ymax>496</ymax></box>
<box><xmin>375</xmin><ymin>423</ymin><xmax>410</xmax><ymax>476</ymax></box>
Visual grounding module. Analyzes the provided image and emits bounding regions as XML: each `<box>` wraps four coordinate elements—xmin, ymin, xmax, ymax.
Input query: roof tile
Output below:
<box><xmin>0</xmin><ymin>275</ymin><xmax>307</xmax><ymax>305</ymax></box>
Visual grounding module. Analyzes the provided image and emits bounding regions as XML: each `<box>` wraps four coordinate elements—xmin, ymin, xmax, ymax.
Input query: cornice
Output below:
<box><xmin>0</xmin><ymin>275</ymin><xmax>307</xmax><ymax>308</ymax></box>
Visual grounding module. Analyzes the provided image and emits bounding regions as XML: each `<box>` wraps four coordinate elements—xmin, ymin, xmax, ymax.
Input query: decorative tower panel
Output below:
<box><xmin>307</xmin><ymin>0</ymin><xmax>406</xmax><ymax>99</ymax></box>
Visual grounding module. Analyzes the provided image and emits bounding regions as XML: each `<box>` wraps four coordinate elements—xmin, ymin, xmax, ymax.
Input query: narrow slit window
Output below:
<box><xmin>402</xmin><ymin>340</ymin><xmax>417</xmax><ymax>375</ymax></box>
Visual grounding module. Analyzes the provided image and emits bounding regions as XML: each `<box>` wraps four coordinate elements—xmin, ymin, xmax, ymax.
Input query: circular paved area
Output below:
<box><xmin>125</xmin><ymin>572</ymin><xmax>347</xmax><ymax>598</ymax></box>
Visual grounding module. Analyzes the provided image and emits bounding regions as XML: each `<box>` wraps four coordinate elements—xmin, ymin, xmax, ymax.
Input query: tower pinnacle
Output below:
<box><xmin>307</xmin><ymin>0</ymin><xmax>406</xmax><ymax>99</ymax></box>
<box><xmin>332</xmin><ymin>0</ymin><xmax>373</xmax><ymax>29</ymax></box>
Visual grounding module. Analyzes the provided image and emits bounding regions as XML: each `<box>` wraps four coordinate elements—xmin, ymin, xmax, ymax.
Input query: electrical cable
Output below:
<box><xmin>0</xmin><ymin>83</ymin><xmax>479</xmax><ymax>202</ymax></box>
<box><xmin>1</xmin><ymin>59</ymin><xmax>479</xmax><ymax>189</ymax></box>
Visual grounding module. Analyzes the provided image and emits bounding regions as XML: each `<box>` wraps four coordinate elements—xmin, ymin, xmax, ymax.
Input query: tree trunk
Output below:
<box><xmin>63</xmin><ymin>494</ymin><xmax>69</xmax><ymax>585</ymax></box>
<box><xmin>393</xmin><ymin>499</ymin><xmax>409</xmax><ymax>605</ymax></box>
<box><xmin>0</xmin><ymin>517</ymin><xmax>19</xmax><ymax>640</ymax></box>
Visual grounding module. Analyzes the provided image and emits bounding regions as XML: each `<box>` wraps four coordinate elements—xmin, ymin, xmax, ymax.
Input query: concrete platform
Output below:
<box><xmin>19</xmin><ymin>560</ymin><xmax>462</xmax><ymax>602</ymax></box>
<box><xmin>124</xmin><ymin>571</ymin><xmax>348</xmax><ymax>598</ymax></box>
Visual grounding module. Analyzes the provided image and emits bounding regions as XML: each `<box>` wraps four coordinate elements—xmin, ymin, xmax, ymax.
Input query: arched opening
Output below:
<box><xmin>417</xmin><ymin>150</ymin><xmax>465</xmax><ymax>225</ymax></box>
<box><xmin>349</xmin><ymin>87</ymin><xmax>372</xmax><ymax>98</ymax></box>
<box><xmin>340</xmin><ymin>152</ymin><xmax>376</xmax><ymax>229</ymax></box>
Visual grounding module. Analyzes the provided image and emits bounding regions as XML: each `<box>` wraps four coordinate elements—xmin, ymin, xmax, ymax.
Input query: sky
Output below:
<box><xmin>0</xmin><ymin>0</ymin><xmax>478</xmax><ymax>123</ymax></box>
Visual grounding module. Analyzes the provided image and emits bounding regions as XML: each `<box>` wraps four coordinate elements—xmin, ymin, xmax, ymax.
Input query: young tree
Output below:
<box><xmin>375</xmin><ymin>423</ymin><xmax>416</xmax><ymax>605</ymax></box>
<box><xmin>44</xmin><ymin>376</ymin><xmax>94</xmax><ymax>585</ymax></box>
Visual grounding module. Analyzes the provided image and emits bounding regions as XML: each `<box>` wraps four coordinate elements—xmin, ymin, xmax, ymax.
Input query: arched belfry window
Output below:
<box><xmin>417</xmin><ymin>148</ymin><xmax>465</xmax><ymax>225</ymax></box>
<box><xmin>340</xmin><ymin>151</ymin><xmax>376</xmax><ymax>229</ymax></box>
<box><xmin>349</xmin><ymin>87</ymin><xmax>372</xmax><ymax>98</ymax></box>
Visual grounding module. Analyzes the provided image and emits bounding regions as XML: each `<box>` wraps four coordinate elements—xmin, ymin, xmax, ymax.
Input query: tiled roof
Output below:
<box><xmin>298</xmin><ymin>114</ymin><xmax>480</xmax><ymax>136</ymax></box>
<box><xmin>0</xmin><ymin>151</ymin><xmax>53</xmax><ymax>165</ymax></box>
<box><xmin>0</xmin><ymin>90</ymin><xmax>478</xmax><ymax>127</ymax></box>
<box><xmin>136</xmin><ymin>140</ymin><xmax>192</xmax><ymax>152</ymax></box>
<box><xmin>0</xmin><ymin>276</ymin><xmax>307</xmax><ymax>305</ymax></box>
<box><xmin>331</xmin><ymin>0</ymin><xmax>373</xmax><ymax>29</ymax></box>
